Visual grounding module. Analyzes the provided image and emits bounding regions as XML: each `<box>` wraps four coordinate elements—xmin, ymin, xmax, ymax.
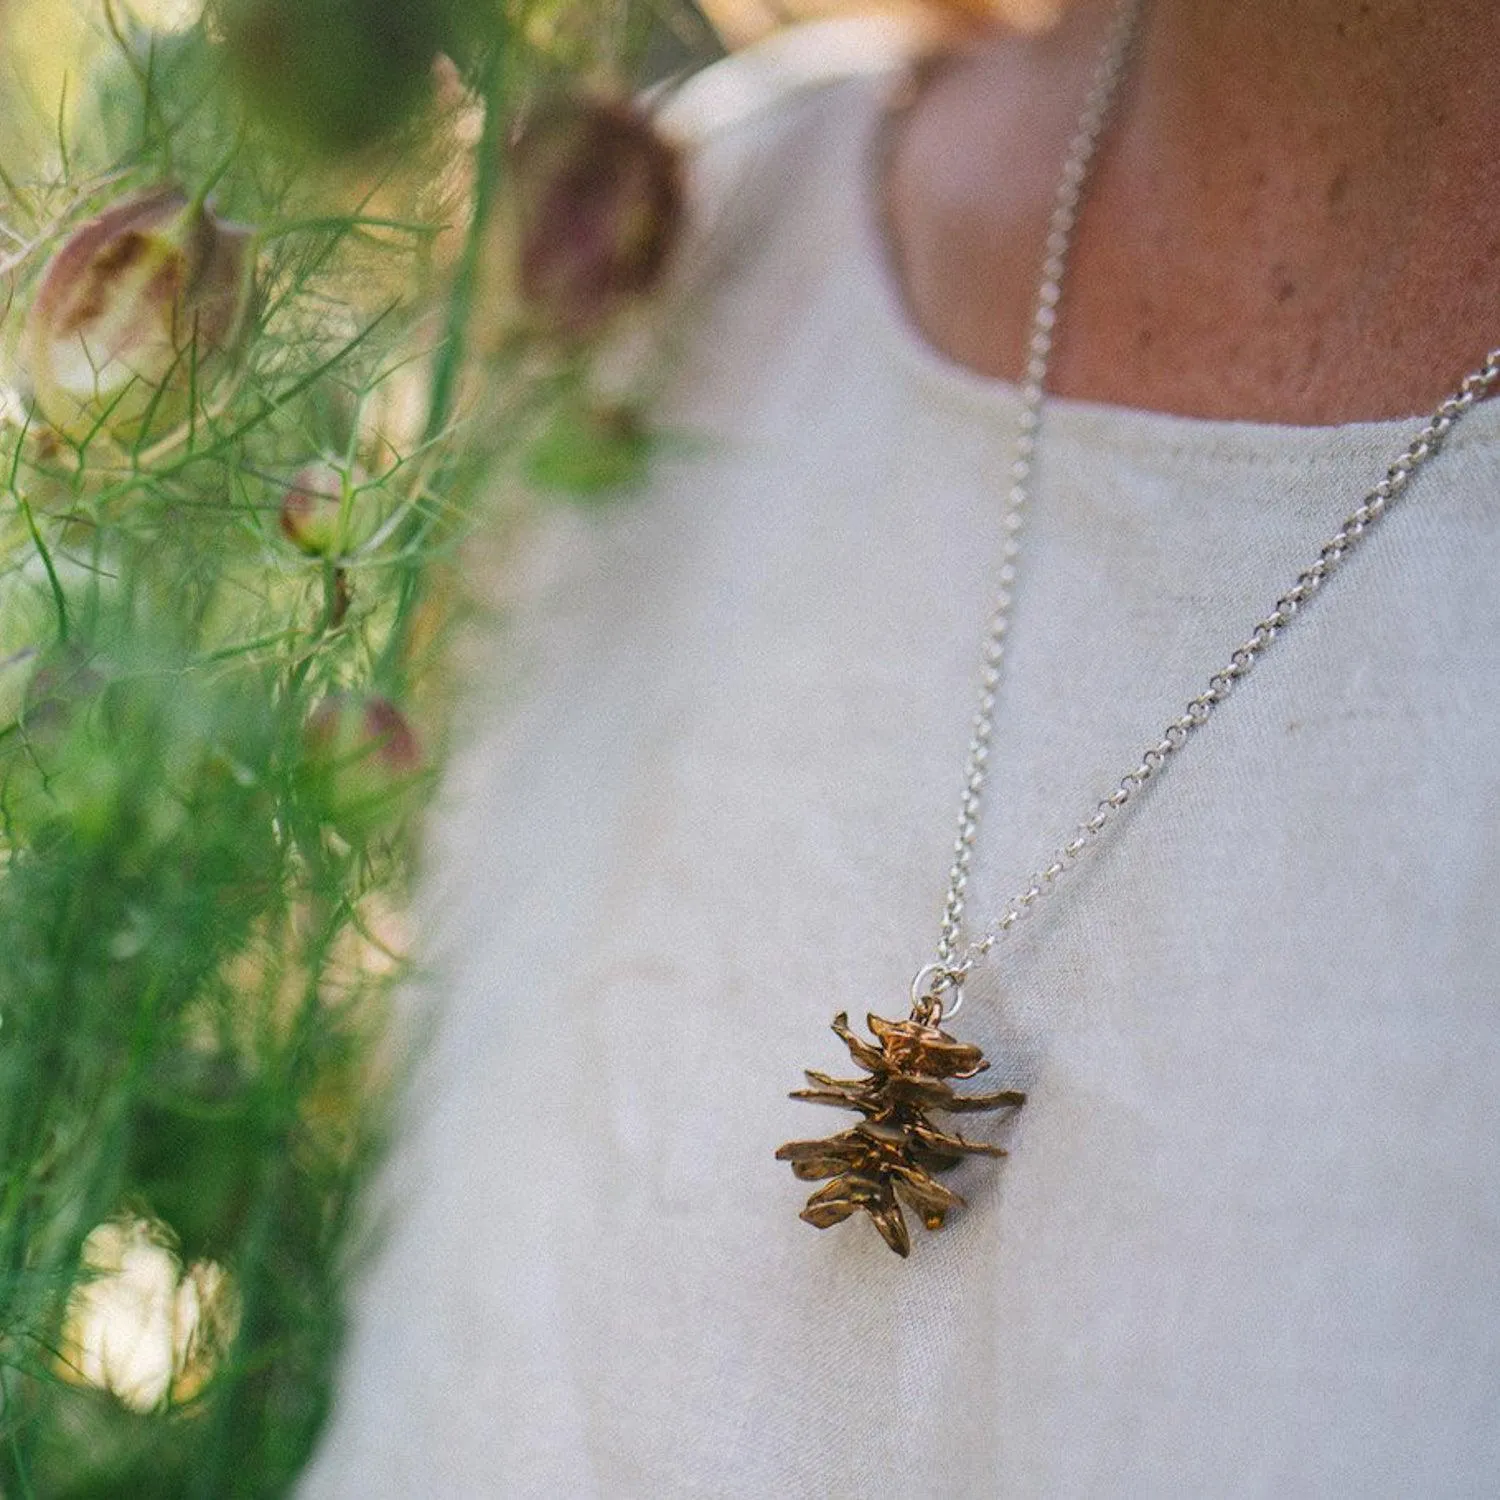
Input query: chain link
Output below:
<box><xmin>941</xmin><ymin>348</ymin><xmax>1500</xmax><ymax>984</ymax></box>
<box><xmin>922</xmin><ymin>0</ymin><xmax>1500</xmax><ymax>1000</ymax></box>
<box><xmin>932</xmin><ymin>0</ymin><xmax>1147</xmax><ymax>981</ymax></box>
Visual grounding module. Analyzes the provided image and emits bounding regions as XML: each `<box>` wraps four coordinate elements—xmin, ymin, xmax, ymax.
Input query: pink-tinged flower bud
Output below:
<box><xmin>278</xmin><ymin>462</ymin><xmax>365</xmax><ymax>557</ymax></box>
<box><xmin>303</xmin><ymin>693</ymin><xmax>424</xmax><ymax>837</ymax></box>
<box><xmin>512</xmin><ymin>98</ymin><xmax>684</xmax><ymax>338</ymax></box>
<box><xmin>20</xmin><ymin>187</ymin><xmax>255</xmax><ymax>452</ymax></box>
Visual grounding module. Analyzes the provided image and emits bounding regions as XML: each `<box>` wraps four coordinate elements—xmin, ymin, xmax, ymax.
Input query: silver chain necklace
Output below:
<box><xmin>776</xmin><ymin>0</ymin><xmax>1500</xmax><ymax>1259</ymax></box>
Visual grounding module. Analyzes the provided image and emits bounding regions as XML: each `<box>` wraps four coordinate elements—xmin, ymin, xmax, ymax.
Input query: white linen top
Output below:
<box><xmin>304</xmin><ymin>22</ymin><xmax>1500</xmax><ymax>1498</ymax></box>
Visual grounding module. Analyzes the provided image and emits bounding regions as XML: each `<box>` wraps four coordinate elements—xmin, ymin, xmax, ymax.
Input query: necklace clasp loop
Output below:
<box><xmin>910</xmin><ymin>963</ymin><xmax>965</xmax><ymax>1025</ymax></box>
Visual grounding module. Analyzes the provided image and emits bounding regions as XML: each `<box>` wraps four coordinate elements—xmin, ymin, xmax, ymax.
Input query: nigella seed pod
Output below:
<box><xmin>512</xmin><ymin>98</ymin><xmax>684</xmax><ymax>338</ymax></box>
<box><xmin>20</xmin><ymin>187</ymin><xmax>255</xmax><ymax>453</ymax></box>
<box><xmin>303</xmin><ymin>693</ymin><xmax>424</xmax><ymax>838</ymax></box>
<box><xmin>279</xmin><ymin>462</ymin><xmax>367</xmax><ymax>557</ymax></box>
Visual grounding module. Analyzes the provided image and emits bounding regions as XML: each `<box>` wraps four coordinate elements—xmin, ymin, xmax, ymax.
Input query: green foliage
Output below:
<box><xmin>212</xmin><ymin>0</ymin><xmax>476</xmax><ymax>155</ymax></box>
<box><xmin>524</xmin><ymin>395</ymin><xmax>653</xmax><ymax>496</ymax></box>
<box><xmin>0</xmin><ymin>1</ymin><xmax>711</xmax><ymax>1492</ymax></box>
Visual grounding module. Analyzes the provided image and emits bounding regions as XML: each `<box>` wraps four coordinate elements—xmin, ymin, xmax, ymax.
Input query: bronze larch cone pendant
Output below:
<box><xmin>775</xmin><ymin>1010</ymin><xmax>1025</xmax><ymax>1257</ymax></box>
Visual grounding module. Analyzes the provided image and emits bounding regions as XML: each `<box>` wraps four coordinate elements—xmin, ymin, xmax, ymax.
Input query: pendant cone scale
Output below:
<box><xmin>775</xmin><ymin>1011</ymin><xmax>1023</xmax><ymax>1256</ymax></box>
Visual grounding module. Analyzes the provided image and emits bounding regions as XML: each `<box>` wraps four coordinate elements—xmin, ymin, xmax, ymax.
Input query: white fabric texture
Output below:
<box><xmin>304</xmin><ymin>26</ymin><xmax>1500</xmax><ymax>1498</ymax></box>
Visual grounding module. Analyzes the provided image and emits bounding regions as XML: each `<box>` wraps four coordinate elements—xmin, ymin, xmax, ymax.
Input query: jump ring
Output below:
<box><xmin>910</xmin><ymin>963</ymin><xmax>966</xmax><ymax>1024</ymax></box>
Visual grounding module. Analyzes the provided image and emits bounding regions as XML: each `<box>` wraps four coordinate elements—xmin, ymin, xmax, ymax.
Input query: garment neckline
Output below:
<box><xmin>847</xmin><ymin>64</ymin><xmax>1500</xmax><ymax>459</ymax></box>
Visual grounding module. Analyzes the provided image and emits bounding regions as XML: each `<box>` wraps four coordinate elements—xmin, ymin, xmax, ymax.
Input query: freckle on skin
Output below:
<box><xmin>1276</xmin><ymin>279</ymin><xmax>1297</xmax><ymax>303</ymax></box>
<box><xmin>1326</xmin><ymin>167</ymin><xmax>1350</xmax><ymax>207</ymax></box>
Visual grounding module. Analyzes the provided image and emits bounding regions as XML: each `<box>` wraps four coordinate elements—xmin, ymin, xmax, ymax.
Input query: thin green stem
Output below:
<box><xmin>14</xmin><ymin>495</ymin><xmax>67</xmax><ymax>646</ymax></box>
<box><xmin>259</xmin><ymin>215</ymin><xmax>447</xmax><ymax>242</ymax></box>
<box><xmin>375</xmin><ymin>38</ymin><xmax>509</xmax><ymax>690</ymax></box>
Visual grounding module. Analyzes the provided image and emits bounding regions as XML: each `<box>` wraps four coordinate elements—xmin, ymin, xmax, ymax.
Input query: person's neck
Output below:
<box><xmin>885</xmin><ymin>0</ymin><xmax>1500</xmax><ymax>422</ymax></box>
<box><xmin>1135</xmin><ymin>0</ymin><xmax>1495</xmax><ymax>185</ymax></box>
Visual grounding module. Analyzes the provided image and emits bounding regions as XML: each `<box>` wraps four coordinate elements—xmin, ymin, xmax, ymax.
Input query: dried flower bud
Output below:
<box><xmin>512</xmin><ymin>98</ymin><xmax>684</xmax><ymax>338</ymax></box>
<box><xmin>20</xmin><ymin>187</ymin><xmax>255</xmax><ymax>452</ymax></box>
<box><xmin>279</xmin><ymin>461</ymin><xmax>367</xmax><ymax>557</ymax></box>
<box><xmin>303</xmin><ymin>693</ymin><xmax>423</xmax><ymax>837</ymax></box>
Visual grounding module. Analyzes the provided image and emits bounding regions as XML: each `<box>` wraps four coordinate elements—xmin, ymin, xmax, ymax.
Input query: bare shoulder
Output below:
<box><xmin>884</xmin><ymin>16</ymin><xmax>1100</xmax><ymax>257</ymax></box>
<box><xmin>880</xmin><ymin>11</ymin><xmax>1108</xmax><ymax>390</ymax></box>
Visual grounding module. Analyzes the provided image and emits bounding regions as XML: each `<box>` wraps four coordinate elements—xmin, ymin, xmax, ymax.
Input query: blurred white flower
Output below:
<box><xmin>57</xmin><ymin>1216</ymin><xmax>240</xmax><ymax>1413</ymax></box>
